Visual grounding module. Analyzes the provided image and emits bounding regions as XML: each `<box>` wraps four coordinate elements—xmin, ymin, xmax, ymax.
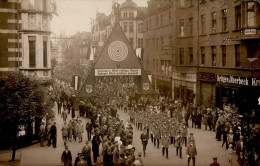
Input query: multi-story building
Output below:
<box><xmin>0</xmin><ymin>0</ymin><xmax>55</xmax><ymax>82</ymax></box>
<box><xmin>142</xmin><ymin>0</ymin><xmax>260</xmax><ymax>111</ymax></box>
<box><xmin>92</xmin><ymin>0</ymin><xmax>147</xmax><ymax>60</ymax></box>
<box><xmin>143</xmin><ymin>0</ymin><xmax>174</xmax><ymax>97</ymax></box>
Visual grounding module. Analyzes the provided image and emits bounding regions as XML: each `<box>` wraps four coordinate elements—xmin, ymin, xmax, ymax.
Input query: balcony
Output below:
<box><xmin>241</xmin><ymin>28</ymin><xmax>260</xmax><ymax>40</ymax></box>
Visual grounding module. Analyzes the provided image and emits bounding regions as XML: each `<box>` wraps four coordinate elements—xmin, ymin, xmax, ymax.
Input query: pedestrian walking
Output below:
<box><xmin>68</xmin><ymin>120</ymin><xmax>73</xmax><ymax>142</ymax></box>
<box><xmin>62</xmin><ymin>109</ymin><xmax>68</xmax><ymax>122</ymax></box>
<box><xmin>86</xmin><ymin>122</ymin><xmax>93</xmax><ymax>141</ymax></box>
<box><xmin>82</xmin><ymin>140</ymin><xmax>92</xmax><ymax>166</ymax></box>
<box><xmin>140</xmin><ymin>130</ymin><xmax>149</xmax><ymax>157</ymax></box>
<box><xmin>39</xmin><ymin>122</ymin><xmax>45</xmax><ymax>147</ymax></box>
<box><xmin>186</xmin><ymin>142</ymin><xmax>197</xmax><ymax>166</ymax></box>
<box><xmin>50</xmin><ymin>122</ymin><xmax>57</xmax><ymax>148</ymax></box>
<box><xmin>175</xmin><ymin>130</ymin><xmax>183</xmax><ymax>159</ymax></box>
<box><xmin>222</xmin><ymin>127</ymin><xmax>228</xmax><ymax>149</ymax></box>
<box><xmin>228</xmin><ymin>144</ymin><xmax>233</xmax><ymax>165</ymax></box>
<box><xmin>61</xmin><ymin>145</ymin><xmax>72</xmax><ymax>166</ymax></box>
<box><xmin>153</xmin><ymin>124</ymin><xmax>161</xmax><ymax>149</ymax></box>
<box><xmin>61</xmin><ymin>121</ymin><xmax>69</xmax><ymax>145</ymax></box>
<box><xmin>182</xmin><ymin>124</ymin><xmax>188</xmax><ymax>147</ymax></box>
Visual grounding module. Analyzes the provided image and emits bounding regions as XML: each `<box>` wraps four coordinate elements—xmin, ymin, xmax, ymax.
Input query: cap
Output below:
<box><xmin>138</xmin><ymin>152</ymin><xmax>142</xmax><ymax>156</ymax></box>
<box><xmin>213</xmin><ymin>157</ymin><xmax>217</xmax><ymax>160</ymax></box>
<box><xmin>190</xmin><ymin>133</ymin><xmax>193</xmax><ymax>135</ymax></box>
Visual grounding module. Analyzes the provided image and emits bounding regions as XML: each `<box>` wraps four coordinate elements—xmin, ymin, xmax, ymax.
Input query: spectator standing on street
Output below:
<box><xmin>77</xmin><ymin>155</ymin><xmax>88</xmax><ymax>166</ymax></box>
<box><xmin>77</xmin><ymin>120</ymin><xmax>84</xmax><ymax>143</ymax></box>
<box><xmin>61</xmin><ymin>145</ymin><xmax>72</xmax><ymax>166</ymax></box>
<box><xmin>209</xmin><ymin>157</ymin><xmax>220</xmax><ymax>166</ymax></box>
<box><xmin>82</xmin><ymin>140</ymin><xmax>92</xmax><ymax>166</ymax></box>
<box><xmin>92</xmin><ymin>131</ymin><xmax>101</xmax><ymax>163</ymax></box>
<box><xmin>186</xmin><ymin>141</ymin><xmax>197</xmax><ymax>166</ymax></box>
<box><xmin>39</xmin><ymin>122</ymin><xmax>45</xmax><ymax>147</ymax></box>
<box><xmin>50</xmin><ymin>122</ymin><xmax>57</xmax><ymax>148</ymax></box>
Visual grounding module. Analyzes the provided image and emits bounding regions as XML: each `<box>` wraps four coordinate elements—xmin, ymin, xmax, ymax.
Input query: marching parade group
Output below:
<box><xmin>38</xmin><ymin>88</ymin><xmax>259</xmax><ymax>166</ymax></box>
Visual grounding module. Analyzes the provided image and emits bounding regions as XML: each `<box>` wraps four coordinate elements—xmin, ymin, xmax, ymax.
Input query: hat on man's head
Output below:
<box><xmin>213</xmin><ymin>157</ymin><xmax>217</xmax><ymax>160</ymax></box>
<box><xmin>190</xmin><ymin>133</ymin><xmax>193</xmax><ymax>135</ymax></box>
<box><xmin>138</xmin><ymin>152</ymin><xmax>142</xmax><ymax>156</ymax></box>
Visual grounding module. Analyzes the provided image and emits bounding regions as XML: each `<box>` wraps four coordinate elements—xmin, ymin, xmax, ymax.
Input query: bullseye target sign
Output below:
<box><xmin>108</xmin><ymin>41</ymin><xmax>128</xmax><ymax>62</ymax></box>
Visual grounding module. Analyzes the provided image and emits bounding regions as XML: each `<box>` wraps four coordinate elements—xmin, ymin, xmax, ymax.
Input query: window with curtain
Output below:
<box><xmin>29</xmin><ymin>36</ymin><xmax>36</xmax><ymax>68</ymax></box>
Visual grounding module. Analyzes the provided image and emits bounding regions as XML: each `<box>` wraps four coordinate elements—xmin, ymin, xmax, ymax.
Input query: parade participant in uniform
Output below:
<box><xmin>187</xmin><ymin>133</ymin><xmax>196</xmax><ymax>145</ymax></box>
<box><xmin>140</xmin><ymin>129</ymin><xmax>149</xmax><ymax>157</ymax></box>
<box><xmin>222</xmin><ymin>127</ymin><xmax>229</xmax><ymax>149</ymax></box>
<box><xmin>61</xmin><ymin>145</ymin><xmax>72</xmax><ymax>166</ymax></box>
<box><xmin>153</xmin><ymin>123</ymin><xmax>161</xmax><ymax>149</ymax></box>
<box><xmin>182</xmin><ymin>123</ymin><xmax>188</xmax><ymax>147</ymax></box>
<box><xmin>169</xmin><ymin>124</ymin><xmax>175</xmax><ymax>144</ymax></box>
<box><xmin>61</xmin><ymin>121</ymin><xmax>69</xmax><ymax>145</ymax></box>
<box><xmin>150</xmin><ymin>123</ymin><xmax>155</xmax><ymax>143</ymax></box>
<box><xmin>50</xmin><ymin>122</ymin><xmax>57</xmax><ymax>148</ymax></box>
<box><xmin>82</xmin><ymin>140</ymin><xmax>92</xmax><ymax>166</ymax></box>
<box><xmin>175</xmin><ymin>130</ymin><xmax>183</xmax><ymax>159</ymax></box>
<box><xmin>39</xmin><ymin>122</ymin><xmax>45</xmax><ymax>147</ymax></box>
<box><xmin>209</xmin><ymin>157</ymin><xmax>220</xmax><ymax>166</ymax></box>
<box><xmin>186</xmin><ymin>141</ymin><xmax>197</xmax><ymax>166</ymax></box>
<box><xmin>162</xmin><ymin>133</ymin><xmax>170</xmax><ymax>159</ymax></box>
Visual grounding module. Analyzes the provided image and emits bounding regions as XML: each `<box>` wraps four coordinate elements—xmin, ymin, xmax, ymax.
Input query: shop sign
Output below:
<box><xmin>173</xmin><ymin>72</ymin><xmax>197</xmax><ymax>82</ymax></box>
<box><xmin>217</xmin><ymin>74</ymin><xmax>260</xmax><ymax>87</ymax></box>
<box><xmin>198</xmin><ymin>72</ymin><xmax>216</xmax><ymax>82</ymax></box>
<box><xmin>244</xmin><ymin>29</ymin><xmax>256</xmax><ymax>35</ymax></box>
<box><xmin>95</xmin><ymin>69</ymin><xmax>141</xmax><ymax>76</ymax></box>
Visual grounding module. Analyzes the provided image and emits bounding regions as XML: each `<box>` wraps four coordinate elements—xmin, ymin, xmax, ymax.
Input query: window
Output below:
<box><xmin>160</xmin><ymin>14</ymin><xmax>163</xmax><ymax>26</ymax></box>
<box><xmin>235</xmin><ymin>45</ymin><xmax>241</xmax><ymax>67</ymax></box>
<box><xmin>29</xmin><ymin>0</ymin><xmax>35</xmax><ymax>10</ymax></box>
<box><xmin>179</xmin><ymin>48</ymin><xmax>184</xmax><ymax>65</ymax></box>
<box><xmin>211</xmin><ymin>46</ymin><xmax>217</xmax><ymax>66</ymax></box>
<box><xmin>29</xmin><ymin>36</ymin><xmax>36</xmax><ymax>68</ymax></box>
<box><xmin>189</xmin><ymin>17</ymin><xmax>193</xmax><ymax>36</ymax></box>
<box><xmin>247</xmin><ymin>2</ymin><xmax>256</xmax><ymax>27</ymax></box>
<box><xmin>138</xmin><ymin>23</ymin><xmax>143</xmax><ymax>33</ymax></box>
<box><xmin>129</xmin><ymin>12</ymin><xmax>134</xmax><ymax>18</ymax></box>
<box><xmin>201</xmin><ymin>47</ymin><xmax>205</xmax><ymax>65</ymax></box>
<box><xmin>211</xmin><ymin>12</ymin><xmax>217</xmax><ymax>33</ymax></box>
<box><xmin>161</xmin><ymin>60</ymin><xmax>165</xmax><ymax>72</ymax></box>
<box><xmin>43</xmin><ymin>38</ymin><xmax>48</xmax><ymax>67</ymax></box>
<box><xmin>221</xmin><ymin>45</ymin><xmax>226</xmax><ymax>66</ymax></box>
<box><xmin>146</xmin><ymin>39</ymin><xmax>149</xmax><ymax>48</ymax></box>
<box><xmin>189</xmin><ymin>47</ymin><xmax>193</xmax><ymax>65</ymax></box>
<box><xmin>140</xmin><ymin>23</ymin><xmax>143</xmax><ymax>32</ymax></box>
<box><xmin>180</xmin><ymin>0</ymin><xmax>185</xmax><ymax>7</ymax></box>
<box><xmin>179</xmin><ymin>19</ymin><xmax>185</xmax><ymax>36</ymax></box>
<box><xmin>201</xmin><ymin>14</ymin><xmax>206</xmax><ymax>34</ymax></box>
<box><xmin>235</xmin><ymin>5</ymin><xmax>241</xmax><ymax>29</ymax></box>
<box><xmin>156</xmin><ymin>16</ymin><xmax>159</xmax><ymax>27</ymax></box>
<box><xmin>169</xmin><ymin>12</ymin><xmax>172</xmax><ymax>24</ymax></box>
<box><xmin>129</xmin><ymin>22</ymin><xmax>133</xmax><ymax>32</ymax></box>
<box><xmin>43</xmin><ymin>0</ymin><xmax>47</xmax><ymax>12</ymax></box>
<box><xmin>124</xmin><ymin>12</ymin><xmax>127</xmax><ymax>18</ymax></box>
<box><xmin>129</xmin><ymin>38</ymin><xmax>133</xmax><ymax>48</ymax></box>
<box><xmin>161</xmin><ymin>37</ymin><xmax>164</xmax><ymax>49</ymax></box>
<box><xmin>124</xmin><ymin>22</ymin><xmax>127</xmax><ymax>32</ymax></box>
<box><xmin>156</xmin><ymin>38</ymin><xmax>159</xmax><ymax>49</ymax></box>
<box><xmin>145</xmin><ymin>20</ymin><xmax>148</xmax><ymax>31</ymax></box>
<box><xmin>138</xmin><ymin>38</ymin><xmax>143</xmax><ymax>48</ymax></box>
<box><xmin>222</xmin><ymin>9</ymin><xmax>227</xmax><ymax>31</ymax></box>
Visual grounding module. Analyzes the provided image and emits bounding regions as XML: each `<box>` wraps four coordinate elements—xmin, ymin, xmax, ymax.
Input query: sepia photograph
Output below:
<box><xmin>0</xmin><ymin>0</ymin><xmax>259</xmax><ymax>165</ymax></box>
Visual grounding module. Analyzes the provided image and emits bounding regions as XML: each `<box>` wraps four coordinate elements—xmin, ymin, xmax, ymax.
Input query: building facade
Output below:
<box><xmin>0</xmin><ymin>0</ymin><xmax>55</xmax><ymax>82</ymax></box>
<box><xmin>143</xmin><ymin>0</ymin><xmax>174</xmax><ymax>97</ymax></box>
<box><xmin>91</xmin><ymin>0</ymin><xmax>147</xmax><ymax>60</ymax></box>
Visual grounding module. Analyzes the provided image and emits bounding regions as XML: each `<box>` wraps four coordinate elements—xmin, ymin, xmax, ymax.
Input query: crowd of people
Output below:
<box><xmin>39</xmin><ymin>85</ymin><xmax>259</xmax><ymax>166</ymax></box>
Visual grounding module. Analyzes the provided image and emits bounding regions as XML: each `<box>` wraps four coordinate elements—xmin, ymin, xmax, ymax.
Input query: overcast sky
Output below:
<box><xmin>51</xmin><ymin>0</ymin><xmax>148</xmax><ymax>36</ymax></box>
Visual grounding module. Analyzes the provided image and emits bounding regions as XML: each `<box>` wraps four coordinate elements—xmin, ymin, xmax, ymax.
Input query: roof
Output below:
<box><xmin>120</xmin><ymin>0</ymin><xmax>137</xmax><ymax>9</ymax></box>
<box><xmin>137</xmin><ymin>7</ymin><xmax>148</xmax><ymax>19</ymax></box>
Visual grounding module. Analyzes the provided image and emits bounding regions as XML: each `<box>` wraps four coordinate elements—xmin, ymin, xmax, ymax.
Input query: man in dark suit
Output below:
<box><xmin>61</xmin><ymin>145</ymin><xmax>72</xmax><ymax>166</ymax></box>
<box><xmin>92</xmin><ymin>132</ymin><xmax>101</xmax><ymax>163</ymax></box>
<box><xmin>50</xmin><ymin>122</ymin><xmax>57</xmax><ymax>148</ymax></box>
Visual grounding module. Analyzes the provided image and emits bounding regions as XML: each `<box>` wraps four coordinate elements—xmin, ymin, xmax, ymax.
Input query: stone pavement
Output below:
<box><xmin>19</xmin><ymin>104</ymin><xmax>240</xmax><ymax>166</ymax></box>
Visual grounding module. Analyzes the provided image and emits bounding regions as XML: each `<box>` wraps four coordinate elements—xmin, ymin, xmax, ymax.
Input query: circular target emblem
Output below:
<box><xmin>108</xmin><ymin>41</ymin><xmax>128</xmax><ymax>62</ymax></box>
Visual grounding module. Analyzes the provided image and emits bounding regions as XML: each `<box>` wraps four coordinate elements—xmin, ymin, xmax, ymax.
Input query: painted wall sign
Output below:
<box><xmin>95</xmin><ymin>69</ymin><xmax>141</xmax><ymax>76</ymax></box>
